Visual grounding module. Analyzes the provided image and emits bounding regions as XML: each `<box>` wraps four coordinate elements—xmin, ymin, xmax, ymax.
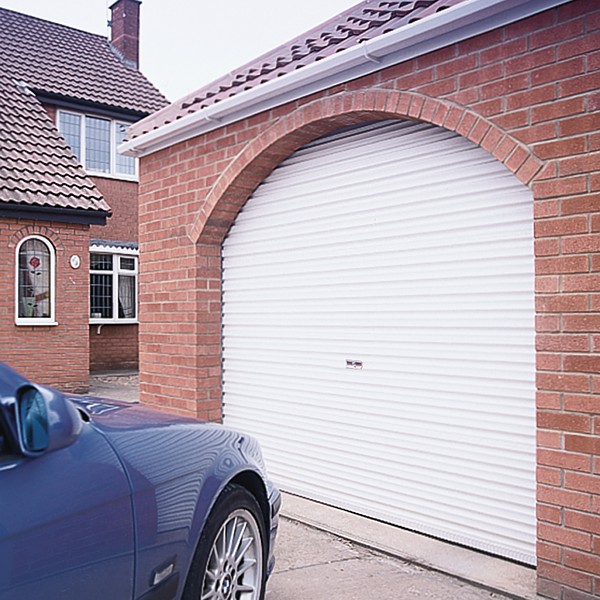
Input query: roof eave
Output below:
<box><xmin>0</xmin><ymin>202</ymin><xmax>111</xmax><ymax>225</ymax></box>
<box><xmin>121</xmin><ymin>0</ymin><xmax>571</xmax><ymax>158</ymax></box>
<box><xmin>91</xmin><ymin>239</ymin><xmax>139</xmax><ymax>254</ymax></box>
<box><xmin>35</xmin><ymin>90</ymin><xmax>152</xmax><ymax>121</ymax></box>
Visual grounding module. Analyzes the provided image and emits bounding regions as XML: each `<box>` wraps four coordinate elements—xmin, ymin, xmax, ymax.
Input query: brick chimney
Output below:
<box><xmin>109</xmin><ymin>0</ymin><xmax>141</xmax><ymax>68</ymax></box>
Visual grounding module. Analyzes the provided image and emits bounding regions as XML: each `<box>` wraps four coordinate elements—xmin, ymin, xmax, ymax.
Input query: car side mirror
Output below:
<box><xmin>16</xmin><ymin>385</ymin><xmax>82</xmax><ymax>457</ymax></box>
<box><xmin>17</xmin><ymin>387</ymin><xmax>49</xmax><ymax>454</ymax></box>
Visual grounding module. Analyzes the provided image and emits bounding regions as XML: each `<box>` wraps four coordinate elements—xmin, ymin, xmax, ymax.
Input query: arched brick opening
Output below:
<box><xmin>8</xmin><ymin>224</ymin><xmax>65</xmax><ymax>250</ymax></box>
<box><xmin>190</xmin><ymin>89</ymin><xmax>545</xmax><ymax>246</ymax></box>
<box><xmin>189</xmin><ymin>88</ymin><xmax>546</xmax><ymax>574</ymax></box>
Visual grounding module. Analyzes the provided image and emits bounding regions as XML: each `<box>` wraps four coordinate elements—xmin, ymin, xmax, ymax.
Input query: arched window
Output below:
<box><xmin>15</xmin><ymin>236</ymin><xmax>56</xmax><ymax>325</ymax></box>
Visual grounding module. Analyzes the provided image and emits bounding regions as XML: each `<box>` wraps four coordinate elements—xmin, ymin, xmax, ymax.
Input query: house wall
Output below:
<box><xmin>87</xmin><ymin>174</ymin><xmax>140</xmax><ymax>372</ymax></box>
<box><xmin>137</xmin><ymin>1</ymin><xmax>599</xmax><ymax>597</ymax></box>
<box><xmin>42</xmin><ymin>105</ymin><xmax>141</xmax><ymax>374</ymax></box>
<box><xmin>41</xmin><ymin>103</ymin><xmax>56</xmax><ymax>122</ymax></box>
<box><xmin>90</xmin><ymin>176</ymin><xmax>138</xmax><ymax>242</ymax></box>
<box><xmin>0</xmin><ymin>219</ymin><xmax>90</xmax><ymax>392</ymax></box>
<box><xmin>89</xmin><ymin>324</ymin><xmax>138</xmax><ymax>371</ymax></box>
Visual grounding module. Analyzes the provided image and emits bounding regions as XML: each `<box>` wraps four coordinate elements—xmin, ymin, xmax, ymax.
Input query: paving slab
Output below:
<box><xmin>88</xmin><ymin>371</ymin><xmax>139</xmax><ymax>403</ymax></box>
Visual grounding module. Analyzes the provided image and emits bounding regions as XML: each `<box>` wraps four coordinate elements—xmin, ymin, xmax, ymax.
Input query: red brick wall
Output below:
<box><xmin>90</xmin><ymin>176</ymin><xmax>139</xmax><ymax>243</ymax></box>
<box><xmin>0</xmin><ymin>220</ymin><xmax>90</xmax><ymax>392</ymax></box>
<box><xmin>137</xmin><ymin>2</ymin><xmax>599</xmax><ymax>596</ymax></box>
<box><xmin>41</xmin><ymin>103</ymin><xmax>56</xmax><ymax>122</ymax></box>
<box><xmin>89</xmin><ymin>324</ymin><xmax>139</xmax><ymax>372</ymax></box>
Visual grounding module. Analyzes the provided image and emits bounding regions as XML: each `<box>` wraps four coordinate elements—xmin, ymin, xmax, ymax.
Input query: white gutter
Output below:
<box><xmin>121</xmin><ymin>0</ymin><xmax>570</xmax><ymax>158</ymax></box>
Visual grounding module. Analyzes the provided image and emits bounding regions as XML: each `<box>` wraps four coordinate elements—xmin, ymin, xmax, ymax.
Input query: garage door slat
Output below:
<box><xmin>222</xmin><ymin>120</ymin><xmax>536</xmax><ymax>565</ymax></box>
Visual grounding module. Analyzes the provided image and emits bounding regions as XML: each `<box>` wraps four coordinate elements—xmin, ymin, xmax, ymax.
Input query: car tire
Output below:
<box><xmin>182</xmin><ymin>484</ymin><xmax>267</xmax><ymax>600</ymax></box>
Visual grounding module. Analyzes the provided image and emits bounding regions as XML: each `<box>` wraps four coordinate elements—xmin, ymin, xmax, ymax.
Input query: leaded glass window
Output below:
<box><xmin>57</xmin><ymin>110</ymin><xmax>137</xmax><ymax>178</ymax></box>
<box><xmin>16</xmin><ymin>236</ymin><xmax>55</xmax><ymax>324</ymax></box>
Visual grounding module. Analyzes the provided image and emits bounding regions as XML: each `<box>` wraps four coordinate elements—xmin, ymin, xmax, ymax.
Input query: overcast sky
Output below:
<box><xmin>0</xmin><ymin>0</ymin><xmax>356</xmax><ymax>102</ymax></box>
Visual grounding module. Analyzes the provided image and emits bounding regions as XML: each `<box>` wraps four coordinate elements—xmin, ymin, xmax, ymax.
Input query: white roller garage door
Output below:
<box><xmin>222</xmin><ymin>120</ymin><xmax>536</xmax><ymax>564</ymax></box>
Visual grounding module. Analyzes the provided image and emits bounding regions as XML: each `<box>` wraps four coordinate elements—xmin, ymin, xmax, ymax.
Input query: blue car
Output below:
<box><xmin>0</xmin><ymin>362</ymin><xmax>280</xmax><ymax>600</ymax></box>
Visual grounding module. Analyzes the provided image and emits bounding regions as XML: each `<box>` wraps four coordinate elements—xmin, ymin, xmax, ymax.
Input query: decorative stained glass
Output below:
<box><xmin>17</xmin><ymin>238</ymin><xmax>52</xmax><ymax>319</ymax></box>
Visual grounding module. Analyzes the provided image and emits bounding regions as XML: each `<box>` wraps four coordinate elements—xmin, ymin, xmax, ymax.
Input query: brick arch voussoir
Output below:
<box><xmin>8</xmin><ymin>224</ymin><xmax>65</xmax><ymax>250</ymax></box>
<box><xmin>189</xmin><ymin>89</ymin><xmax>544</xmax><ymax>245</ymax></box>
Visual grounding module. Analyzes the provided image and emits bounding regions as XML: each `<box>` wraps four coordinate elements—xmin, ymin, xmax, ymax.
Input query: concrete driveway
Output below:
<box><xmin>268</xmin><ymin>518</ymin><xmax>514</xmax><ymax>600</ymax></box>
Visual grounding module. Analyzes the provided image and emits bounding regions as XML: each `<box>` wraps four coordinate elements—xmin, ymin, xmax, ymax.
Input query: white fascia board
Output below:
<box><xmin>121</xmin><ymin>0</ymin><xmax>570</xmax><ymax>158</ymax></box>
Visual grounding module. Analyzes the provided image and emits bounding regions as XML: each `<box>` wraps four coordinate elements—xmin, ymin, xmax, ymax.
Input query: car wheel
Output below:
<box><xmin>183</xmin><ymin>484</ymin><xmax>267</xmax><ymax>600</ymax></box>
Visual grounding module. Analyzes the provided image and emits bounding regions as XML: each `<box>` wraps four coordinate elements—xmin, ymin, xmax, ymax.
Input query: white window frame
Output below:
<box><xmin>57</xmin><ymin>110</ymin><xmax>138</xmax><ymax>180</ymax></box>
<box><xmin>15</xmin><ymin>235</ymin><xmax>57</xmax><ymax>326</ymax></box>
<box><xmin>89</xmin><ymin>249</ymin><xmax>139</xmax><ymax>325</ymax></box>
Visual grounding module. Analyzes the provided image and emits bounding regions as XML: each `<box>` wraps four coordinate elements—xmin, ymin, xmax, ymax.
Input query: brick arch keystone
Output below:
<box><xmin>189</xmin><ymin>89</ymin><xmax>545</xmax><ymax>245</ymax></box>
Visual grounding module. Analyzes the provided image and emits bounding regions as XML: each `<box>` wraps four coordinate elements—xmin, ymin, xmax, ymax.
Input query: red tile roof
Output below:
<box><xmin>132</xmin><ymin>0</ymin><xmax>464</xmax><ymax>137</ymax></box>
<box><xmin>0</xmin><ymin>70</ymin><xmax>109</xmax><ymax>213</ymax></box>
<box><xmin>0</xmin><ymin>6</ymin><xmax>168</xmax><ymax>215</ymax></box>
<box><xmin>0</xmin><ymin>7</ymin><xmax>168</xmax><ymax>114</ymax></box>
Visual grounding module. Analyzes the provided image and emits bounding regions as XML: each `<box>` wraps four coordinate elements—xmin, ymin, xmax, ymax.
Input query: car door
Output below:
<box><xmin>0</xmin><ymin>398</ymin><xmax>135</xmax><ymax>600</ymax></box>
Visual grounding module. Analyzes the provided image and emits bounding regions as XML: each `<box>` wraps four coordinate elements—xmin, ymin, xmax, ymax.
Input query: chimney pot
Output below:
<box><xmin>109</xmin><ymin>0</ymin><xmax>141</xmax><ymax>68</ymax></box>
